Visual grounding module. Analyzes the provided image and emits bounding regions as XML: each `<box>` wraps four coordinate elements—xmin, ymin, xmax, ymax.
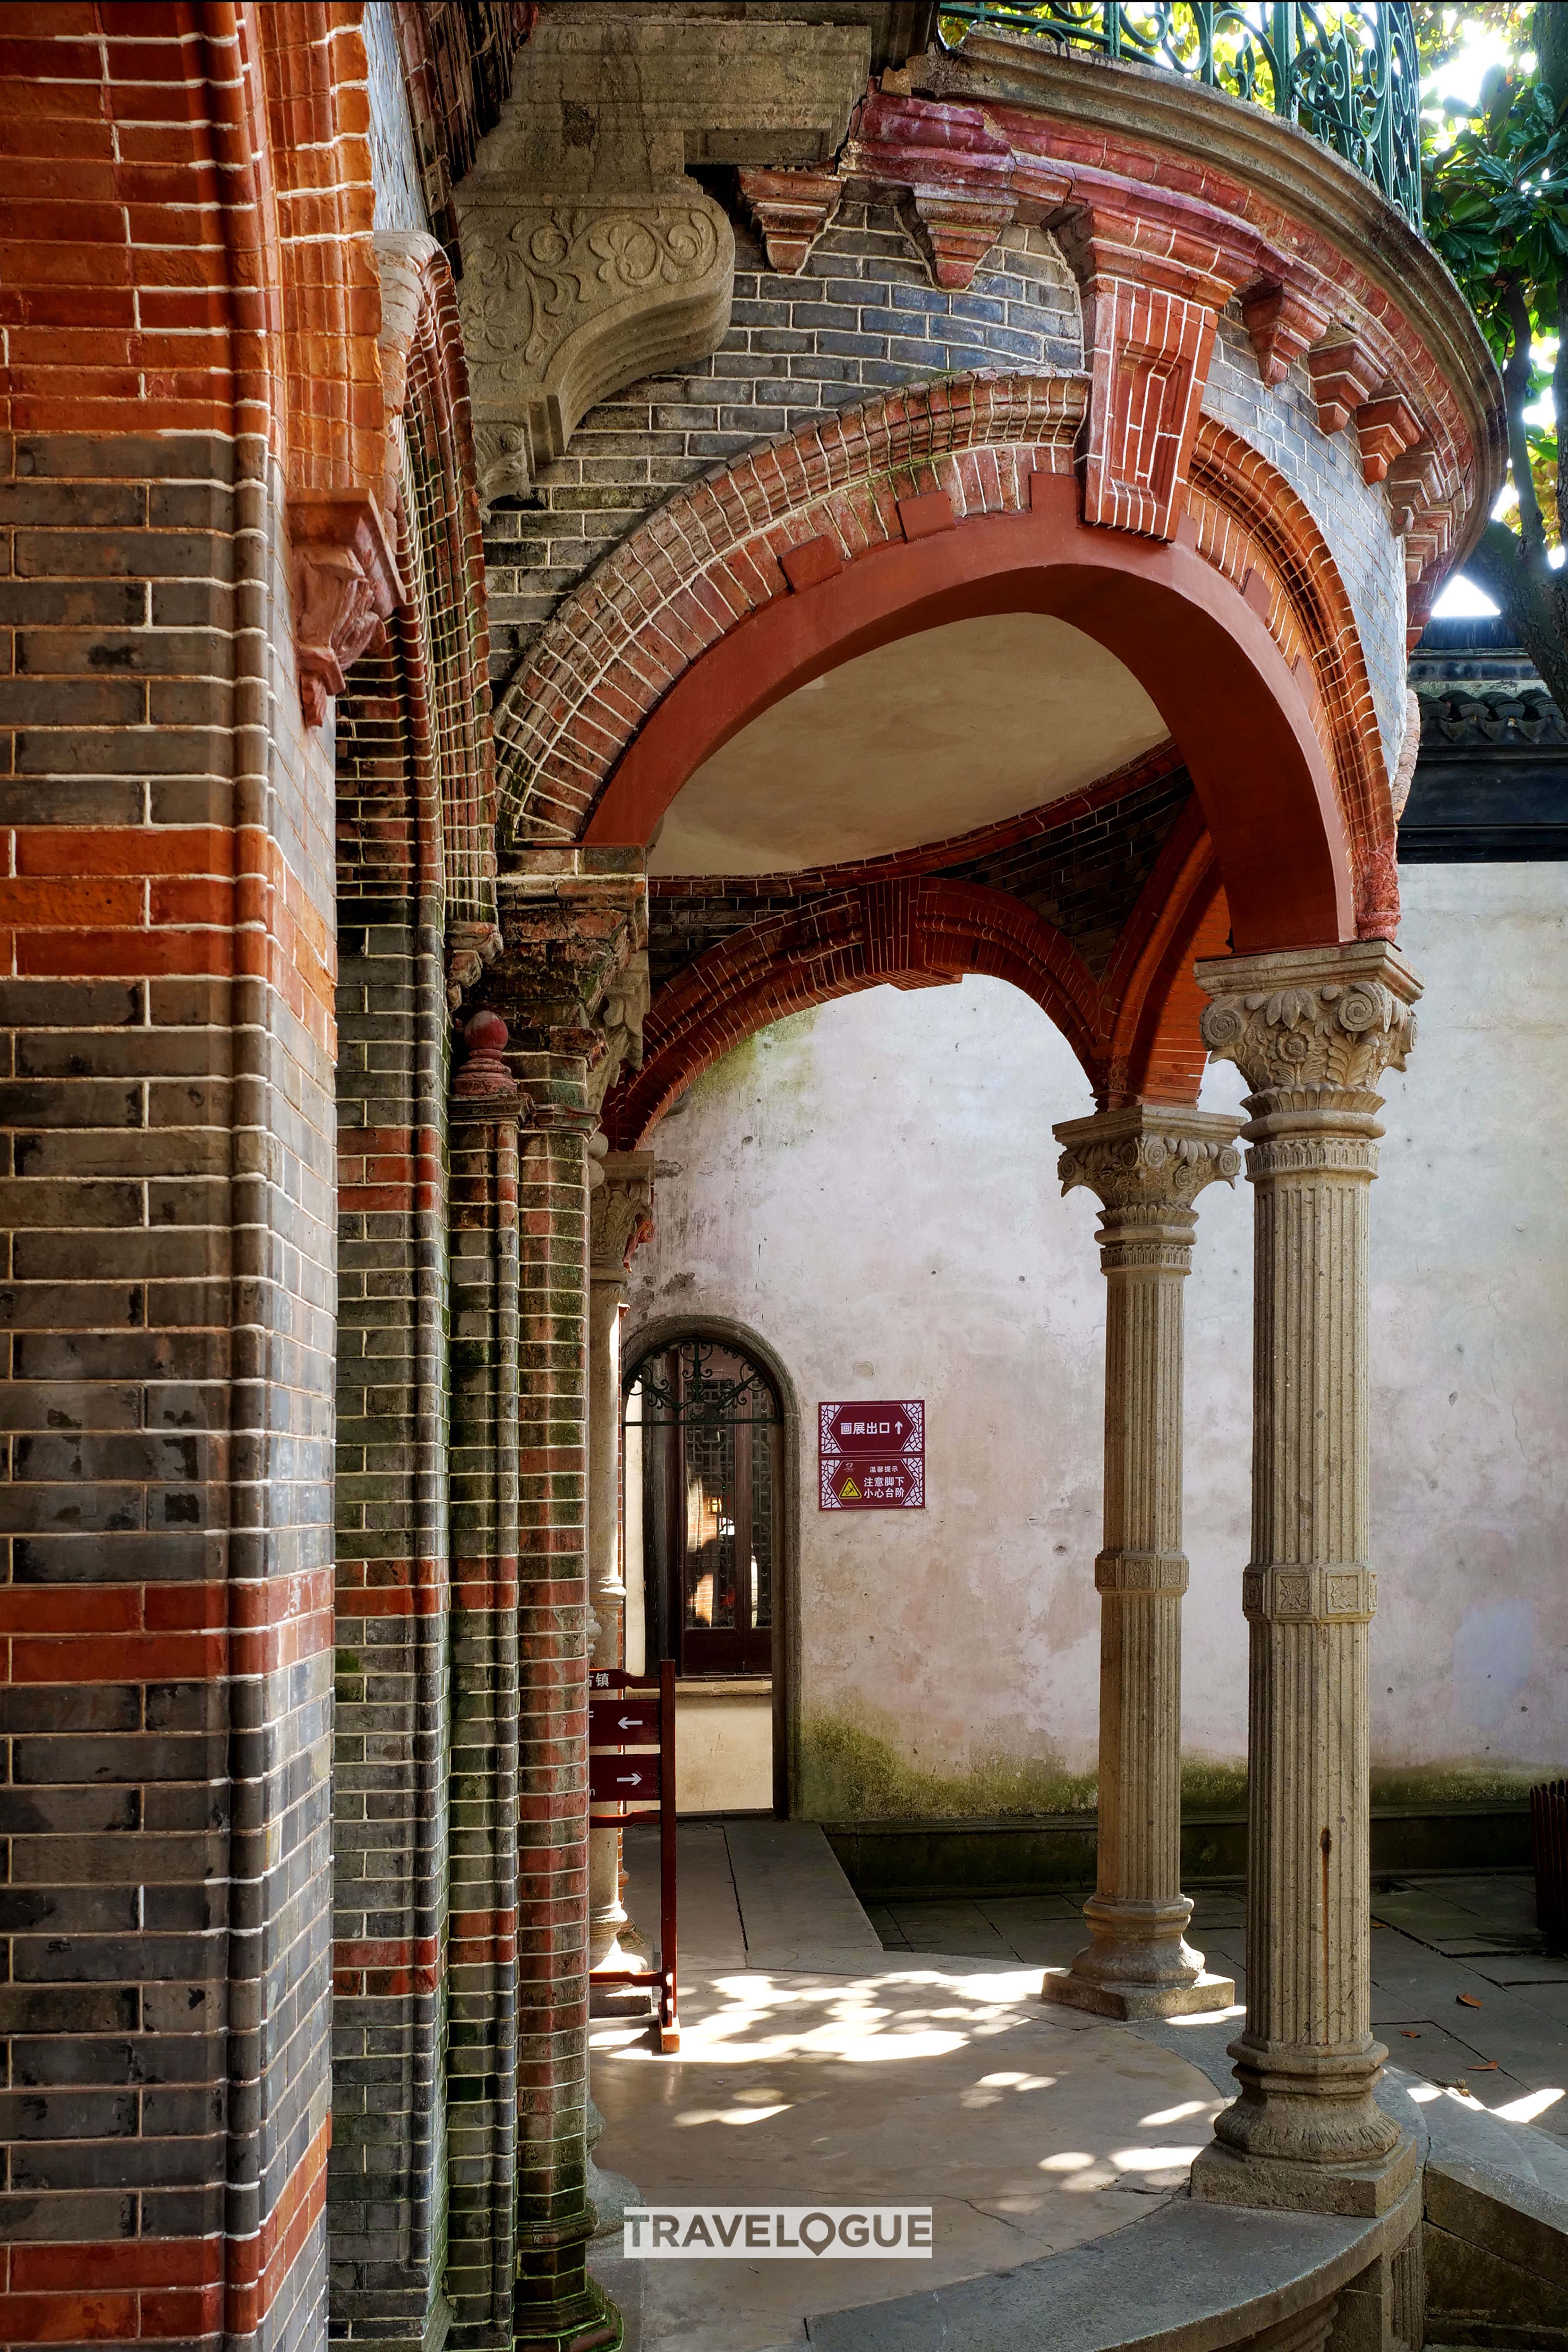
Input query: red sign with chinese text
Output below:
<box><xmin>819</xmin><ymin>1399</ymin><xmax>924</xmax><ymax>1510</ymax></box>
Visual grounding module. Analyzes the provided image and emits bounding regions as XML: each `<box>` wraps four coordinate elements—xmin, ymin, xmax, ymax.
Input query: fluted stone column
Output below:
<box><xmin>587</xmin><ymin>1151</ymin><xmax>656</xmax><ymax>1982</ymax></box>
<box><xmin>1044</xmin><ymin>1105</ymin><xmax>1242</xmax><ymax>2020</ymax></box>
<box><xmin>1190</xmin><ymin>941</ymin><xmax>1421</xmax><ymax>2218</ymax></box>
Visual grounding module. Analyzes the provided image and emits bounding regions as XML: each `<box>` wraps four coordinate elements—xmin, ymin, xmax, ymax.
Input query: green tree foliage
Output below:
<box><xmin>1421</xmin><ymin>2</ymin><xmax>1568</xmax><ymax>707</ymax></box>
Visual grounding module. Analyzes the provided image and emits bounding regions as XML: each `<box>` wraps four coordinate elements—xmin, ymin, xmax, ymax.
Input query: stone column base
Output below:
<box><xmin>514</xmin><ymin>2282</ymin><xmax>623</xmax><ymax>2352</ymax></box>
<box><xmin>1190</xmin><ymin>2126</ymin><xmax>1418</xmax><ymax>2218</ymax></box>
<box><xmin>1041</xmin><ymin>1965</ymin><xmax>1236</xmax><ymax>2020</ymax></box>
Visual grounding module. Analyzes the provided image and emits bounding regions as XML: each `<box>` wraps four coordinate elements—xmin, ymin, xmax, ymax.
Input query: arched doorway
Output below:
<box><xmin>623</xmin><ymin>1322</ymin><xmax>802</xmax><ymax>1815</ymax></box>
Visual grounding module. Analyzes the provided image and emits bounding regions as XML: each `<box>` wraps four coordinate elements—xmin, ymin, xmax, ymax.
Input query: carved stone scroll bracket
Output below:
<box><xmin>590</xmin><ymin>1150</ymin><xmax>657</xmax><ymax>1278</ymax></box>
<box><xmin>458</xmin><ymin>194</ymin><xmax>735</xmax><ymax>507</ymax></box>
<box><xmin>737</xmin><ymin>167</ymin><xmax>843</xmax><ymax>274</ymax></box>
<box><xmin>453</xmin><ymin>15</ymin><xmax>871</xmax><ymax>504</ymax></box>
<box><xmin>288</xmin><ymin>490</ymin><xmax>406</xmax><ymax>730</ymax></box>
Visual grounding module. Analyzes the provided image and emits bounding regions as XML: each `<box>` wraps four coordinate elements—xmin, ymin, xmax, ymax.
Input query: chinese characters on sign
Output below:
<box><xmin>819</xmin><ymin>1399</ymin><xmax>925</xmax><ymax>1510</ymax></box>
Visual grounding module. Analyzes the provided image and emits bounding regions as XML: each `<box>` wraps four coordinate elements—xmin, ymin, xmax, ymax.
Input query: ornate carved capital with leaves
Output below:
<box><xmin>1195</xmin><ymin>942</ymin><xmax>1421</xmax><ymax>1100</ymax></box>
<box><xmin>1055</xmin><ymin>1104</ymin><xmax>1244</xmax><ymax>1215</ymax></box>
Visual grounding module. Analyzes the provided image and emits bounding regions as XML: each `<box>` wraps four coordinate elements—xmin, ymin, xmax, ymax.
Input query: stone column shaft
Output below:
<box><xmin>1190</xmin><ymin>941</ymin><xmax>1422</xmax><ymax>2221</ymax></box>
<box><xmin>1044</xmin><ymin>1104</ymin><xmax>1241</xmax><ymax>2020</ymax></box>
<box><xmin>587</xmin><ymin>1153</ymin><xmax>656</xmax><ymax>1990</ymax></box>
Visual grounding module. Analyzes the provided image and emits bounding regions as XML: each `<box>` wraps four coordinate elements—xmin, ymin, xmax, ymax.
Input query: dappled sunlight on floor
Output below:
<box><xmin>589</xmin><ymin>1955</ymin><xmax>1225</xmax><ymax>2352</ymax></box>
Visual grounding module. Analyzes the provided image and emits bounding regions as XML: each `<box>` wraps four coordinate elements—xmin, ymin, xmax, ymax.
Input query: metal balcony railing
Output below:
<box><xmin>938</xmin><ymin>3</ymin><xmax>1424</xmax><ymax>231</ymax></box>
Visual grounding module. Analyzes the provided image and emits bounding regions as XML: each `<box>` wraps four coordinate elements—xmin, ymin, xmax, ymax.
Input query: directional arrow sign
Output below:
<box><xmin>589</xmin><ymin>1753</ymin><xmax>661</xmax><ymax>1802</ymax></box>
<box><xmin>589</xmin><ymin>1698</ymin><xmax>660</xmax><ymax>1749</ymax></box>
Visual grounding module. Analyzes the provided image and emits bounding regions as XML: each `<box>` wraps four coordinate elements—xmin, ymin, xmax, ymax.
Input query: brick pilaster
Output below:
<box><xmin>509</xmin><ymin>1052</ymin><xmax>617</xmax><ymax>2352</ymax></box>
<box><xmin>445</xmin><ymin>1019</ymin><xmax>525</xmax><ymax>2350</ymax></box>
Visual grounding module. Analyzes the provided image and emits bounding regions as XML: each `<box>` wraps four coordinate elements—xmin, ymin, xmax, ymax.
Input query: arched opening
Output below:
<box><xmin>622</xmin><ymin>1319</ymin><xmax>803</xmax><ymax>1818</ymax></box>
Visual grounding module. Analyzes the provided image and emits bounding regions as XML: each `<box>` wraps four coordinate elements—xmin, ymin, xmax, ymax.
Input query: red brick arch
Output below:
<box><xmin>605</xmin><ymin>879</ymin><xmax>1101</xmax><ymax>1147</ymax></box>
<box><xmin>492</xmin><ymin>373</ymin><xmax>1405</xmax><ymax>952</ymax></box>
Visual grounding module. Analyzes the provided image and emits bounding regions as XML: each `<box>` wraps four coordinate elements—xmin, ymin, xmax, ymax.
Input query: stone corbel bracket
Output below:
<box><xmin>288</xmin><ymin>490</ymin><xmax>405</xmax><ymax>730</ymax></box>
<box><xmin>456</xmin><ymin>194</ymin><xmax>735</xmax><ymax>507</ymax></box>
<box><xmin>590</xmin><ymin>1149</ymin><xmax>657</xmax><ymax>1275</ymax></box>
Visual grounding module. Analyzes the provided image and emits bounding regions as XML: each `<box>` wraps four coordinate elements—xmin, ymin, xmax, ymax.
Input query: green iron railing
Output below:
<box><xmin>938</xmin><ymin>3</ymin><xmax>1424</xmax><ymax>230</ymax></box>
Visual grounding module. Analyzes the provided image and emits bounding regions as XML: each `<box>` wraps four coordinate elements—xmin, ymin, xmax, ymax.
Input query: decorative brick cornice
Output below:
<box><xmin>839</xmin><ymin>76</ymin><xmax>1497</xmax><ymax>576</ymax></box>
<box><xmin>288</xmin><ymin>491</ymin><xmax>406</xmax><ymax>730</ymax></box>
<box><xmin>844</xmin><ymin>91</ymin><xmax>1018</xmax><ymax>289</ymax></box>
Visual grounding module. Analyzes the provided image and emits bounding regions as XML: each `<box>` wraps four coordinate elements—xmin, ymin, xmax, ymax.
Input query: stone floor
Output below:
<box><xmin>868</xmin><ymin>1870</ymin><xmax>1568</xmax><ymax>2141</ymax></box>
<box><xmin>589</xmin><ymin>1822</ymin><xmax>1231</xmax><ymax>2352</ymax></box>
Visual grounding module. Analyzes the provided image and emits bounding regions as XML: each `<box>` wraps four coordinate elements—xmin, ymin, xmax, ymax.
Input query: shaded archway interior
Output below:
<box><xmin>586</xmin><ymin>493</ymin><xmax>1354</xmax><ymax>953</ymax></box>
<box><xmin>651</xmin><ymin>610</ymin><xmax>1170</xmax><ymax>877</ymax></box>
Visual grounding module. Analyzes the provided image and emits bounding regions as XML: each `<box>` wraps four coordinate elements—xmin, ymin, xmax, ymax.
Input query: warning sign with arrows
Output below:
<box><xmin>818</xmin><ymin>1399</ymin><xmax>925</xmax><ymax>1511</ymax></box>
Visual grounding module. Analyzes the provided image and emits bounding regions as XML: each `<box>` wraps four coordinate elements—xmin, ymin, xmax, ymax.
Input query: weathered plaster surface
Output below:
<box><xmin>625</xmin><ymin>865</ymin><xmax>1568</xmax><ymax>1816</ymax></box>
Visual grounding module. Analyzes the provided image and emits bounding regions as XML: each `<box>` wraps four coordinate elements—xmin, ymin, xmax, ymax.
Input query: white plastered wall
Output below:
<box><xmin>624</xmin><ymin>863</ymin><xmax>1568</xmax><ymax>1817</ymax></box>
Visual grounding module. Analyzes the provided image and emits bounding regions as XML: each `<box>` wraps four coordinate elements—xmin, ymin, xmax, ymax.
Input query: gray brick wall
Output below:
<box><xmin>0</xmin><ymin>431</ymin><xmax>335</xmax><ymax>2352</ymax></box>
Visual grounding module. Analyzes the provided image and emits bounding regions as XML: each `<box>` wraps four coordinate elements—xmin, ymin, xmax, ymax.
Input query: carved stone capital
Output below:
<box><xmin>288</xmin><ymin>491</ymin><xmax>405</xmax><ymax>729</ymax></box>
<box><xmin>737</xmin><ymin>168</ymin><xmax>842</xmax><ymax>274</ymax></box>
<box><xmin>1054</xmin><ymin>1104</ymin><xmax>1244</xmax><ymax>1215</ymax></box>
<box><xmin>1195</xmin><ymin>943</ymin><xmax>1421</xmax><ymax>1101</ymax></box>
<box><xmin>484</xmin><ymin>852</ymin><xmax>648</xmax><ymax>1102</ymax></box>
<box><xmin>590</xmin><ymin>1149</ymin><xmax>656</xmax><ymax>1277</ymax></box>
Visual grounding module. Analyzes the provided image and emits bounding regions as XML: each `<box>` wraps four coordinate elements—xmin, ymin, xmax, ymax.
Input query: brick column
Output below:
<box><xmin>587</xmin><ymin>1153</ymin><xmax>656</xmax><ymax>1983</ymax></box>
<box><xmin>1190</xmin><ymin>943</ymin><xmax>1422</xmax><ymax>2219</ymax></box>
<box><xmin>1043</xmin><ymin>1106</ymin><xmax>1241</xmax><ymax>2019</ymax></box>
<box><xmin>446</xmin><ymin>1014</ymin><xmax>526</xmax><ymax>2343</ymax></box>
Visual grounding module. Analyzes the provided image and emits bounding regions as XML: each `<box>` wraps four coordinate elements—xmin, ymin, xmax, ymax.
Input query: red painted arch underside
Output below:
<box><xmin>585</xmin><ymin>482</ymin><xmax>1355</xmax><ymax>955</ymax></box>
